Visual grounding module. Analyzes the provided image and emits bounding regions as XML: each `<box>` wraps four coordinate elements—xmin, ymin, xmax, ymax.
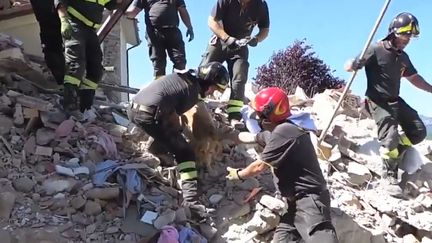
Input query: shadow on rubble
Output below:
<box><xmin>207</xmin><ymin>207</ymin><xmax>388</xmax><ymax>243</ymax></box>
<box><xmin>400</xmin><ymin>162</ymin><xmax>432</xmax><ymax>196</ymax></box>
<box><xmin>331</xmin><ymin>208</ymin><xmax>387</xmax><ymax>243</ymax></box>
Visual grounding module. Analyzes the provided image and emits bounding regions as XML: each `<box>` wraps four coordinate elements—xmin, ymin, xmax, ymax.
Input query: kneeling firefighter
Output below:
<box><xmin>128</xmin><ymin>62</ymin><xmax>229</xmax><ymax>220</ymax></box>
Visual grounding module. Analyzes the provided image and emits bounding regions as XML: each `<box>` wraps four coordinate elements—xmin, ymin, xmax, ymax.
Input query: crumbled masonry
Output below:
<box><xmin>0</xmin><ymin>34</ymin><xmax>431</xmax><ymax>243</ymax></box>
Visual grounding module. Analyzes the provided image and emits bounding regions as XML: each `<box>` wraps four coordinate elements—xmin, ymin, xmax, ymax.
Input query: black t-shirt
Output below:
<box><xmin>362</xmin><ymin>41</ymin><xmax>417</xmax><ymax>102</ymax></box>
<box><xmin>132</xmin><ymin>71</ymin><xmax>201</xmax><ymax>115</ymax></box>
<box><xmin>133</xmin><ymin>0</ymin><xmax>186</xmax><ymax>27</ymax></box>
<box><xmin>260</xmin><ymin>122</ymin><xmax>327</xmax><ymax>198</ymax></box>
<box><xmin>211</xmin><ymin>0</ymin><xmax>269</xmax><ymax>39</ymax></box>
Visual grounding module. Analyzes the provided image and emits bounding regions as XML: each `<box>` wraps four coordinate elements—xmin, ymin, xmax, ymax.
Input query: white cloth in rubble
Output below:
<box><xmin>240</xmin><ymin>105</ymin><xmax>317</xmax><ymax>134</ymax></box>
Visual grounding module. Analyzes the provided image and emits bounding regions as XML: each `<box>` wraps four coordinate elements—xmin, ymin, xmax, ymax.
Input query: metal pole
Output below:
<box><xmin>97</xmin><ymin>0</ymin><xmax>134</xmax><ymax>43</ymax></box>
<box><xmin>318</xmin><ymin>0</ymin><xmax>392</xmax><ymax>145</ymax></box>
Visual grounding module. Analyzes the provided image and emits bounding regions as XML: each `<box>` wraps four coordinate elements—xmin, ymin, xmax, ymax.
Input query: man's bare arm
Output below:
<box><xmin>208</xmin><ymin>16</ymin><xmax>229</xmax><ymax>41</ymax></box>
<box><xmin>238</xmin><ymin>159</ymin><xmax>270</xmax><ymax>179</ymax></box>
<box><xmin>254</xmin><ymin>27</ymin><xmax>269</xmax><ymax>42</ymax></box>
<box><xmin>178</xmin><ymin>6</ymin><xmax>193</xmax><ymax>30</ymax></box>
<box><xmin>125</xmin><ymin>6</ymin><xmax>141</xmax><ymax>19</ymax></box>
<box><xmin>406</xmin><ymin>74</ymin><xmax>432</xmax><ymax>93</ymax></box>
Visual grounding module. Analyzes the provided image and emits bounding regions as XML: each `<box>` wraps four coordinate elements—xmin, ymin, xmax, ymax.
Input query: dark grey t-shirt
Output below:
<box><xmin>132</xmin><ymin>71</ymin><xmax>200</xmax><ymax>115</ymax></box>
<box><xmin>363</xmin><ymin>41</ymin><xmax>417</xmax><ymax>102</ymax></box>
<box><xmin>260</xmin><ymin>122</ymin><xmax>327</xmax><ymax>198</ymax></box>
<box><xmin>211</xmin><ymin>0</ymin><xmax>269</xmax><ymax>39</ymax></box>
<box><xmin>133</xmin><ymin>0</ymin><xmax>186</xmax><ymax>27</ymax></box>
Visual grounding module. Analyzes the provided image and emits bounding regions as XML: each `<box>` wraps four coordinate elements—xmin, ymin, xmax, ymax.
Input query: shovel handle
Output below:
<box><xmin>318</xmin><ymin>0</ymin><xmax>392</xmax><ymax>145</ymax></box>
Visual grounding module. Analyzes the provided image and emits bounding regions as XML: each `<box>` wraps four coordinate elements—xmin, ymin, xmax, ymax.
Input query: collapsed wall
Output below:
<box><xmin>0</xmin><ymin>34</ymin><xmax>431</xmax><ymax>243</ymax></box>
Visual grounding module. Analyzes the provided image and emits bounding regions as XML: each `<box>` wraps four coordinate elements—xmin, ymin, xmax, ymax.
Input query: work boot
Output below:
<box><xmin>79</xmin><ymin>89</ymin><xmax>95</xmax><ymax>112</ymax></box>
<box><xmin>382</xmin><ymin>158</ymin><xmax>399</xmax><ymax>183</ymax></box>
<box><xmin>63</xmin><ymin>83</ymin><xmax>84</xmax><ymax>121</ymax></box>
<box><xmin>380</xmin><ymin>157</ymin><xmax>404</xmax><ymax>198</ymax></box>
<box><xmin>181</xmin><ymin>180</ymin><xmax>214</xmax><ymax>222</ymax></box>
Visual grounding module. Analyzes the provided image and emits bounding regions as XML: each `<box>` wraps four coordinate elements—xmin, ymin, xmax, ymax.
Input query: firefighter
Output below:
<box><xmin>30</xmin><ymin>0</ymin><xmax>65</xmax><ymax>85</ymax></box>
<box><xmin>226</xmin><ymin>87</ymin><xmax>338</xmax><ymax>242</ymax></box>
<box><xmin>54</xmin><ymin>0</ymin><xmax>122</xmax><ymax>119</ymax></box>
<box><xmin>200</xmin><ymin>0</ymin><xmax>269</xmax><ymax>127</ymax></box>
<box><xmin>345</xmin><ymin>12</ymin><xmax>432</xmax><ymax>195</ymax></box>
<box><xmin>128</xmin><ymin>62</ymin><xmax>229</xmax><ymax>220</ymax></box>
<box><xmin>126</xmin><ymin>0</ymin><xmax>194</xmax><ymax>80</ymax></box>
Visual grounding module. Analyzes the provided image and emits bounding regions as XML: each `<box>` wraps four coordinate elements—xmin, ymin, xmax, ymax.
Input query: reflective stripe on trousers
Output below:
<box><xmin>177</xmin><ymin>161</ymin><xmax>198</xmax><ymax>181</ymax></box>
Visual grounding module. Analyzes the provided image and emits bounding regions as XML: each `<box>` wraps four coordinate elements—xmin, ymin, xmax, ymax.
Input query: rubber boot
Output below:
<box><xmin>147</xmin><ymin>137</ymin><xmax>175</xmax><ymax>166</ymax></box>
<box><xmin>63</xmin><ymin>83</ymin><xmax>83</xmax><ymax>120</ymax></box>
<box><xmin>181</xmin><ymin>180</ymin><xmax>213</xmax><ymax>222</ymax></box>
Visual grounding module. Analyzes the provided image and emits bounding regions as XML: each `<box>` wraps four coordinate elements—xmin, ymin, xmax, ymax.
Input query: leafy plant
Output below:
<box><xmin>254</xmin><ymin>39</ymin><xmax>345</xmax><ymax>97</ymax></box>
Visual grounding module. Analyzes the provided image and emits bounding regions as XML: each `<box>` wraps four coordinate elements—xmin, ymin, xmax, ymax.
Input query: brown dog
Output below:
<box><xmin>181</xmin><ymin>102</ymin><xmax>224</xmax><ymax>171</ymax></box>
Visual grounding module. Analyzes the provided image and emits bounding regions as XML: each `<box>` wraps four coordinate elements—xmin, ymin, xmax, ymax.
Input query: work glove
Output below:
<box><xmin>186</xmin><ymin>28</ymin><xmax>194</xmax><ymax>42</ymax></box>
<box><xmin>224</xmin><ymin>36</ymin><xmax>241</xmax><ymax>51</ymax></box>
<box><xmin>226</xmin><ymin>167</ymin><xmax>243</xmax><ymax>181</ymax></box>
<box><xmin>351</xmin><ymin>58</ymin><xmax>366</xmax><ymax>71</ymax></box>
<box><xmin>247</xmin><ymin>36</ymin><xmax>258</xmax><ymax>47</ymax></box>
<box><xmin>60</xmin><ymin>16</ymin><xmax>73</xmax><ymax>40</ymax></box>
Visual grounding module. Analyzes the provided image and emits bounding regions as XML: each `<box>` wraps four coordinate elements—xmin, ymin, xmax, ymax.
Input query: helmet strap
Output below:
<box><xmin>261</xmin><ymin>102</ymin><xmax>275</xmax><ymax>119</ymax></box>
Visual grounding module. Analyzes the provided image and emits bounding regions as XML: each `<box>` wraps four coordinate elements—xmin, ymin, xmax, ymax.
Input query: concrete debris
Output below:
<box><xmin>0</xmin><ymin>192</ymin><xmax>16</xmax><ymax>219</ymax></box>
<box><xmin>209</xmin><ymin>194</ymin><xmax>224</xmax><ymax>205</ymax></box>
<box><xmin>84</xmin><ymin>200</ymin><xmax>102</xmax><ymax>216</ymax></box>
<box><xmin>153</xmin><ymin>208</ymin><xmax>176</xmax><ymax>229</ymax></box>
<box><xmin>0</xmin><ymin>114</ymin><xmax>13</xmax><ymax>135</ymax></box>
<box><xmin>258</xmin><ymin>195</ymin><xmax>288</xmax><ymax>215</ymax></box>
<box><xmin>35</xmin><ymin>145</ymin><xmax>53</xmax><ymax>157</ymax></box>
<box><xmin>86</xmin><ymin>187</ymin><xmax>120</xmax><ymax>200</ymax></box>
<box><xmin>347</xmin><ymin>162</ymin><xmax>372</xmax><ymax>186</ymax></box>
<box><xmin>0</xmin><ymin>34</ymin><xmax>431</xmax><ymax>243</ymax></box>
<box><xmin>12</xmin><ymin>176</ymin><xmax>35</xmax><ymax>193</ymax></box>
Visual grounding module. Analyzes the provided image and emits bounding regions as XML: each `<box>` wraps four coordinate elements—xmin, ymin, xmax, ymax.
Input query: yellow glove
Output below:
<box><xmin>60</xmin><ymin>16</ymin><xmax>73</xmax><ymax>40</ymax></box>
<box><xmin>226</xmin><ymin>167</ymin><xmax>243</xmax><ymax>181</ymax></box>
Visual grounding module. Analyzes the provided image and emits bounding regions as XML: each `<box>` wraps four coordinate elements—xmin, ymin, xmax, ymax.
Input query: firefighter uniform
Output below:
<box><xmin>30</xmin><ymin>0</ymin><xmax>65</xmax><ymax>84</ymax></box>
<box><xmin>128</xmin><ymin>71</ymin><xmax>206</xmax><ymax>219</ymax></box>
<box><xmin>347</xmin><ymin>13</ymin><xmax>432</xmax><ymax>196</ymax></box>
<box><xmin>200</xmin><ymin>0</ymin><xmax>269</xmax><ymax>121</ymax></box>
<box><xmin>226</xmin><ymin>88</ymin><xmax>338</xmax><ymax>242</ymax></box>
<box><xmin>361</xmin><ymin>40</ymin><xmax>427</xmax><ymax>182</ymax></box>
<box><xmin>128</xmin><ymin>62</ymin><xmax>229</xmax><ymax>220</ymax></box>
<box><xmin>54</xmin><ymin>0</ymin><xmax>119</xmax><ymax>114</ymax></box>
<box><xmin>132</xmin><ymin>0</ymin><xmax>192</xmax><ymax>79</ymax></box>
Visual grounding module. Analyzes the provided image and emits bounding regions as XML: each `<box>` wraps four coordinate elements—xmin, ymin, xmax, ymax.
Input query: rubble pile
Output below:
<box><xmin>0</xmin><ymin>34</ymin><xmax>431</xmax><ymax>243</ymax></box>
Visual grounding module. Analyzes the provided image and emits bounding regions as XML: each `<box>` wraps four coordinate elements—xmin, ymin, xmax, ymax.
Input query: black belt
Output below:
<box><xmin>130</xmin><ymin>102</ymin><xmax>154</xmax><ymax>113</ymax></box>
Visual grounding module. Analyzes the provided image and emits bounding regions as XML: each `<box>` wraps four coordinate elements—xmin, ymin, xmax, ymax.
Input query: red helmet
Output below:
<box><xmin>251</xmin><ymin>87</ymin><xmax>291</xmax><ymax>122</ymax></box>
